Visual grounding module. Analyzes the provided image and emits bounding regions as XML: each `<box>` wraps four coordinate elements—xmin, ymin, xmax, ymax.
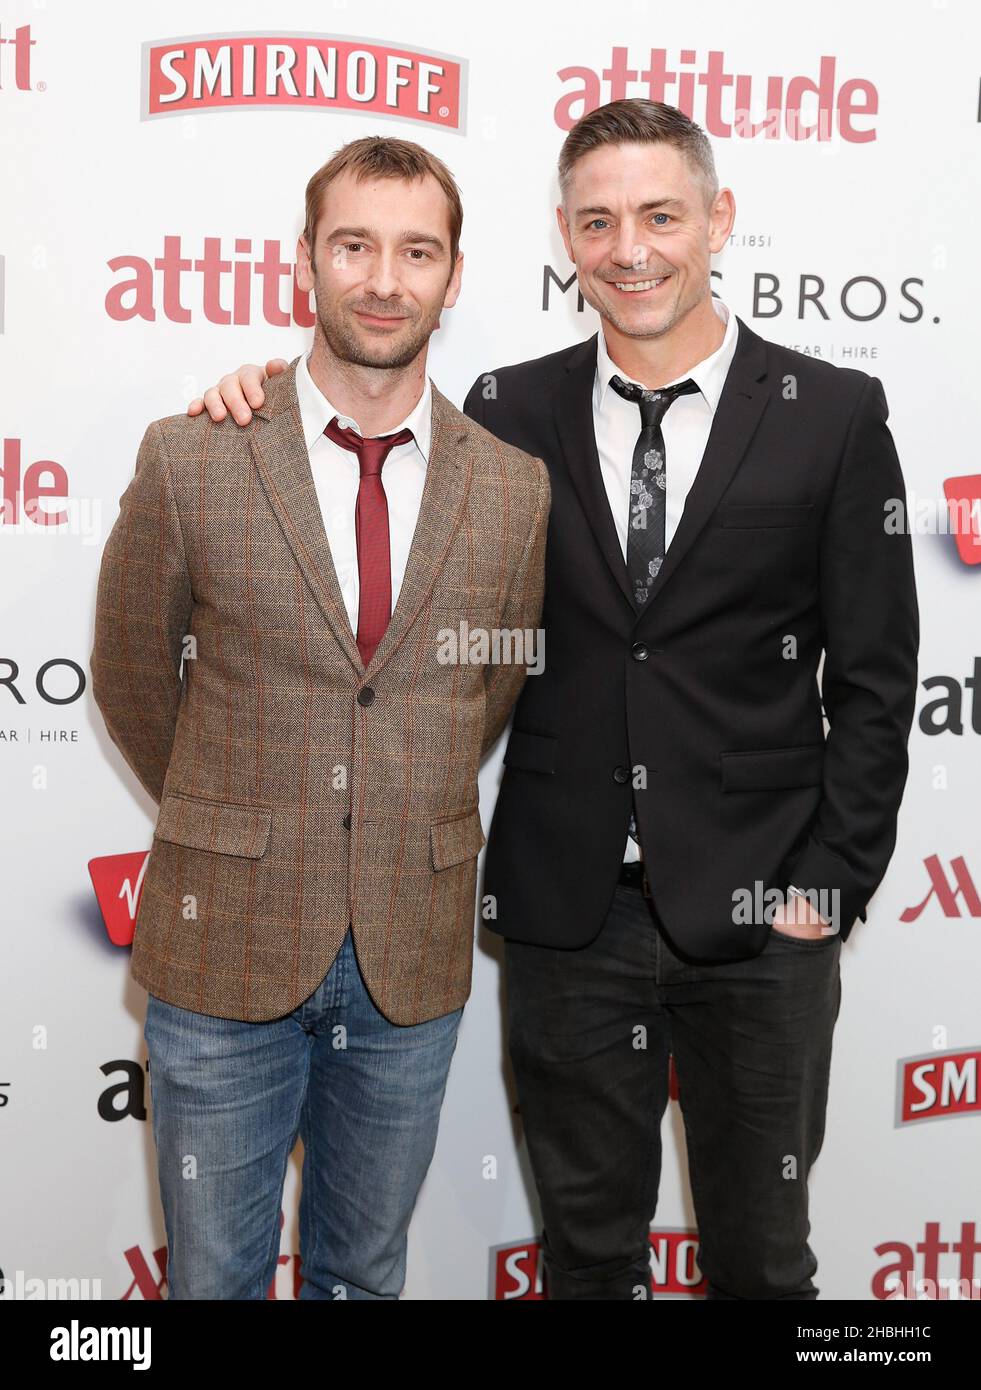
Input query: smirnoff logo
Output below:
<box><xmin>141</xmin><ymin>32</ymin><xmax>466</xmax><ymax>131</ymax></box>
<box><xmin>491</xmin><ymin>1228</ymin><xmax>705</xmax><ymax>1299</ymax></box>
<box><xmin>898</xmin><ymin>1048</ymin><xmax>981</xmax><ymax>1125</ymax></box>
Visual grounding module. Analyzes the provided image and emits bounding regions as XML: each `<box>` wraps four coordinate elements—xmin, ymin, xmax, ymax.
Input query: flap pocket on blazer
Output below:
<box><xmin>154</xmin><ymin>793</ymin><xmax>272</xmax><ymax>858</ymax></box>
<box><xmin>721</xmin><ymin>744</ymin><xmax>824</xmax><ymax>792</ymax></box>
<box><xmin>431</xmin><ymin>808</ymin><xmax>486</xmax><ymax>871</ymax></box>
<box><xmin>721</xmin><ymin>503</ymin><xmax>814</xmax><ymax>528</ymax></box>
<box><xmin>503</xmin><ymin>729</ymin><xmax>558</xmax><ymax>775</ymax></box>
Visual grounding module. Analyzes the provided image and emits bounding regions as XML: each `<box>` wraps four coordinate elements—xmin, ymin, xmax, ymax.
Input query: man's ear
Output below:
<box><xmin>443</xmin><ymin>250</ymin><xmax>464</xmax><ymax>310</ymax></box>
<box><xmin>708</xmin><ymin>188</ymin><xmax>736</xmax><ymax>254</ymax></box>
<box><xmin>296</xmin><ymin>234</ymin><xmax>315</xmax><ymax>292</ymax></box>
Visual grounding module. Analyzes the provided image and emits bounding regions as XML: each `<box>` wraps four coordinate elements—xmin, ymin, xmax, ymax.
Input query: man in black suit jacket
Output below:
<box><xmin>461</xmin><ymin>100</ymin><xmax>917</xmax><ymax>1301</ymax></box>
<box><xmin>191</xmin><ymin>100</ymin><xmax>918</xmax><ymax>1301</ymax></box>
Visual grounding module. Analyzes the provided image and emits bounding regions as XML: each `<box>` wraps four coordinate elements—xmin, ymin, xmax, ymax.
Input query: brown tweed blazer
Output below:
<box><xmin>90</xmin><ymin>357</ymin><xmax>549</xmax><ymax>1024</ymax></box>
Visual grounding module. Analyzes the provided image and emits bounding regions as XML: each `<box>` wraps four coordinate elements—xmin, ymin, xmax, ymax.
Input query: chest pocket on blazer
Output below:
<box><xmin>154</xmin><ymin>792</ymin><xmax>272</xmax><ymax>858</ymax></box>
<box><xmin>431</xmin><ymin>582</ymin><xmax>501</xmax><ymax>631</ymax></box>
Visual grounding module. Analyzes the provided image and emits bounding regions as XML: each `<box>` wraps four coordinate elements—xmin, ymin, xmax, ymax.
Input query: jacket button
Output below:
<box><xmin>613</xmin><ymin>765</ymin><xmax>630</xmax><ymax>784</ymax></box>
<box><xmin>631</xmin><ymin>642</ymin><xmax>649</xmax><ymax>661</ymax></box>
<box><xmin>357</xmin><ymin>686</ymin><xmax>375</xmax><ymax>707</ymax></box>
<box><xmin>342</xmin><ymin>813</ymin><xmax>351</xmax><ymax>830</ymax></box>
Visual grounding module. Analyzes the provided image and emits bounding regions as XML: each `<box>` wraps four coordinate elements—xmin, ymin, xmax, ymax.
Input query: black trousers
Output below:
<box><xmin>505</xmin><ymin>878</ymin><xmax>842</xmax><ymax>1300</ymax></box>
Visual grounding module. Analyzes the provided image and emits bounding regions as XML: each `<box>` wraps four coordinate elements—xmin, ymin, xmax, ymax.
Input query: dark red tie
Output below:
<box><xmin>323</xmin><ymin>416</ymin><xmax>414</xmax><ymax>666</ymax></box>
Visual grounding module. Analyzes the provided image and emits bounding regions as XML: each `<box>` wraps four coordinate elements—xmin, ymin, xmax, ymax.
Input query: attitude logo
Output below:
<box><xmin>555</xmin><ymin>48</ymin><xmax>877</xmax><ymax>141</ymax></box>
<box><xmin>1</xmin><ymin>437</ymin><xmax>68</xmax><ymax>527</ymax></box>
<box><xmin>0</xmin><ymin>437</ymin><xmax>101</xmax><ymax>540</ymax></box>
<box><xmin>106</xmin><ymin>237</ymin><xmax>314</xmax><ymax>327</ymax></box>
<box><xmin>919</xmin><ymin>659</ymin><xmax>981</xmax><ymax>737</ymax></box>
<box><xmin>0</xmin><ymin>22</ymin><xmax>39</xmax><ymax>92</ymax></box>
<box><xmin>142</xmin><ymin>32</ymin><xmax>466</xmax><ymax>131</ymax></box>
<box><xmin>874</xmin><ymin>1223</ymin><xmax>981</xmax><ymax>1300</ymax></box>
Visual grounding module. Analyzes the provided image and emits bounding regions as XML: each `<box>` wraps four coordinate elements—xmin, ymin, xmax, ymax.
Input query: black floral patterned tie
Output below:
<box><xmin>610</xmin><ymin>373</ymin><xmax>700</xmax><ymax>851</ymax></box>
<box><xmin>609</xmin><ymin>374</ymin><xmax>700</xmax><ymax>608</ymax></box>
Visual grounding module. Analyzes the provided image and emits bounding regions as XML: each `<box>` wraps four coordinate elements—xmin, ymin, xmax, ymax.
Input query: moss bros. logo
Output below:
<box><xmin>141</xmin><ymin>32</ymin><xmax>466</xmax><ymax>132</ymax></box>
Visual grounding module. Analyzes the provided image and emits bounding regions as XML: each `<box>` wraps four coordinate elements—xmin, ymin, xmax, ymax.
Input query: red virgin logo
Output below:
<box><xmin>88</xmin><ymin>852</ymin><xmax>149</xmax><ymax>946</ymax></box>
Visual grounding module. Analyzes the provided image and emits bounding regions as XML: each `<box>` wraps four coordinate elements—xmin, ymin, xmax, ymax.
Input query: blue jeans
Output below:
<box><xmin>143</xmin><ymin>927</ymin><xmax>462</xmax><ymax>1300</ymax></box>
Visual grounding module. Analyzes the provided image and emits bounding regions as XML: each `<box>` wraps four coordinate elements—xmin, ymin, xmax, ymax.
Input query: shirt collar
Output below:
<box><xmin>296</xmin><ymin>348</ymin><xmax>432</xmax><ymax>462</ymax></box>
<box><xmin>594</xmin><ymin>296</ymin><xmax>739</xmax><ymax>416</ymax></box>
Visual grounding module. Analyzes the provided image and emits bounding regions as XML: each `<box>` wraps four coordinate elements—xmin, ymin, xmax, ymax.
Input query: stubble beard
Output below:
<box><xmin>313</xmin><ymin>279</ymin><xmax>443</xmax><ymax>371</ymax></box>
<box><xmin>595</xmin><ymin>277</ymin><xmax>686</xmax><ymax>341</ymax></box>
<box><xmin>588</xmin><ymin>269</ymin><xmax>713</xmax><ymax>342</ymax></box>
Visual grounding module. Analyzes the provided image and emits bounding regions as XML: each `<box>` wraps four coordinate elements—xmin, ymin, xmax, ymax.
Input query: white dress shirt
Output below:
<box><xmin>592</xmin><ymin>297</ymin><xmax>740</xmax><ymax>860</ymax></box>
<box><xmin>295</xmin><ymin>349</ymin><xmax>432</xmax><ymax>637</ymax></box>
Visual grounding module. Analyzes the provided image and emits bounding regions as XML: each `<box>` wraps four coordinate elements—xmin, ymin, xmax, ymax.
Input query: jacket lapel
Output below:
<box><xmin>250</xmin><ymin>358</ymin><xmax>364</xmax><ymax>674</ymax></box>
<box><xmin>555</xmin><ymin>334</ymin><xmax>636</xmax><ymax>612</ymax></box>
<box><xmin>555</xmin><ymin>316</ymin><xmax>772</xmax><ymax>621</ymax></box>
<box><xmin>636</xmin><ymin>316</ymin><xmax>771</xmax><ymax>620</ymax></box>
<box><xmin>250</xmin><ymin>360</ymin><xmax>471</xmax><ymax>681</ymax></box>
<box><xmin>365</xmin><ymin>382</ymin><xmax>471</xmax><ymax>680</ymax></box>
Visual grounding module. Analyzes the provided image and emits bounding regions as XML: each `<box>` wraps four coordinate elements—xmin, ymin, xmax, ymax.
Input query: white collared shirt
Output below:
<box><xmin>295</xmin><ymin>349</ymin><xmax>431</xmax><ymax>636</ymax></box>
<box><xmin>592</xmin><ymin>297</ymin><xmax>740</xmax><ymax>860</ymax></box>
<box><xmin>593</xmin><ymin>295</ymin><xmax>739</xmax><ymax>559</ymax></box>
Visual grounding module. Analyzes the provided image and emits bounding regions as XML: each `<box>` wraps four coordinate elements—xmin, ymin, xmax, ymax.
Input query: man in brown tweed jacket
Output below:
<box><xmin>90</xmin><ymin>137</ymin><xmax>548</xmax><ymax>1300</ymax></box>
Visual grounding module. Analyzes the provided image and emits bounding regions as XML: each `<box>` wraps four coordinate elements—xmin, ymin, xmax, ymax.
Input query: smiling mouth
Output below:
<box><xmin>611</xmin><ymin>275</ymin><xmax>671</xmax><ymax>293</ymax></box>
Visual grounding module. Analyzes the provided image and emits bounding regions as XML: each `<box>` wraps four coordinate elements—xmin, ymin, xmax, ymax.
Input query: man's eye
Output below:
<box><xmin>407</xmin><ymin>248</ymin><xmax>431</xmax><ymax>261</ymax></box>
<box><xmin>652</xmin><ymin>214</ymin><xmax>670</xmax><ymax>226</ymax></box>
<box><xmin>345</xmin><ymin>242</ymin><xmax>365</xmax><ymax>253</ymax></box>
<box><xmin>586</xmin><ymin>218</ymin><xmax>610</xmax><ymax>231</ymax></box>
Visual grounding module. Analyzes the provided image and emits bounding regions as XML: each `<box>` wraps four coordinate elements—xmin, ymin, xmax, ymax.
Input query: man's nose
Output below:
<box><xmin>610</xmin><ymin>229</ymin><xmax>650</xmax><ymax>271</ymax></box>
<box><xmin>362</xmin><ymin>249</ymin><xmax>402</xmax><ymax>299</ymax></box>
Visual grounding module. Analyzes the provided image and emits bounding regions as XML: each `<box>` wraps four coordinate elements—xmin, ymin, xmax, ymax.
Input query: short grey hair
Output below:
<box><xmin>558</xmin><ymin>98</ymin><xmax>719</xmax><ymax>210</ymax></box>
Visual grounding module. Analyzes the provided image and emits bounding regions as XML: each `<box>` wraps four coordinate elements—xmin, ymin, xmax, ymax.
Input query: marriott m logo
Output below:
<box><xmin>900</xmin><ymin>856</ymin><xmax>981</xmax><ymax>922</ymax></box>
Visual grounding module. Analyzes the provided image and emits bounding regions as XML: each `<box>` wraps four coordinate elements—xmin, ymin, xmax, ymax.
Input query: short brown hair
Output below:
<box><xmin>558</xmin><ymin>99</ymin><xmax>719</xmax><ymax>209</ymax></box>
<box><xmin>303</xmin><ymin>135</ymin><xmax>463</xmax><ymax>263</ymax></box>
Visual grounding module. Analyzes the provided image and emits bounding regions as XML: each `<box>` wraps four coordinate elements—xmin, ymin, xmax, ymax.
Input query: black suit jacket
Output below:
<box><xmin>463</xmin><ymin>314</ymin><xmax>918</xmax><ymax>959</ymax></box>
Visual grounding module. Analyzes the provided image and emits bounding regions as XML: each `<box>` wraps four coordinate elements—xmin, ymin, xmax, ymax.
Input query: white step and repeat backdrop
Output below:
<box><xmin>1</xmin><ymin>0</ymin><xmax>979</xmax><ymax>1301</ymax></box>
